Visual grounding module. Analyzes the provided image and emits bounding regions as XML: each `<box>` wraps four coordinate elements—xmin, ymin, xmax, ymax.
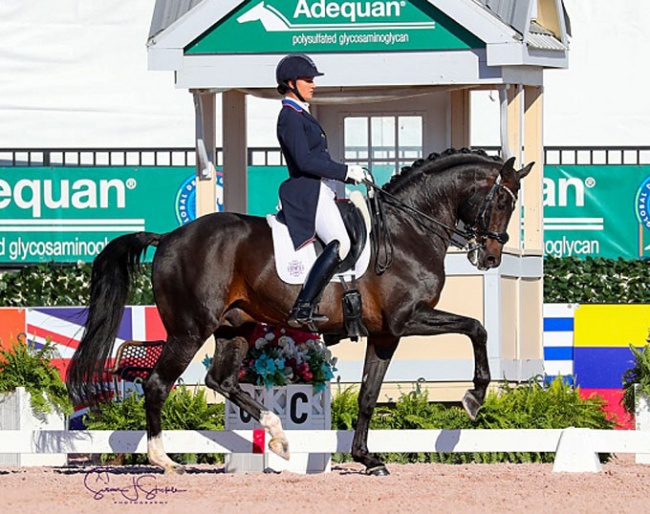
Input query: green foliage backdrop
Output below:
<box><xmin>2</xmin><ymin>257</ymin><xmax>649</xmax><ymax>307</ymax></box>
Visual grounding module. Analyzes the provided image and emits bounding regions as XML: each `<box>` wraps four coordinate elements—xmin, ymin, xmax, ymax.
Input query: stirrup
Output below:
<box><xmin>288</xmin><ymin>305</ymin><xmax>328</xmax><ymax>332</ymax></box>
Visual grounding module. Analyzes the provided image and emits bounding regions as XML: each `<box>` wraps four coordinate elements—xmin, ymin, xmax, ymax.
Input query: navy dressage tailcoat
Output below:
<box><xmin>277</xmin><ymin>99</ymin><xmax>347</xmax><ymax>250</ymax></box>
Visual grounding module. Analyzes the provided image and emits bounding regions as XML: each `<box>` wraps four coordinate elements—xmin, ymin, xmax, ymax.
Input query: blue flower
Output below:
<box><xmin>253</xmin><ymin>354</ymin><xmax>286</xmax><ymax>388</ymax></box>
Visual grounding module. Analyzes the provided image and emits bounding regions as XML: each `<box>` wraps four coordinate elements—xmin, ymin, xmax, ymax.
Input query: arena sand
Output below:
<box><xmin>0</xmin><ymin>455</ymin><xmax>648</xmax><ymax>514</ymax></box>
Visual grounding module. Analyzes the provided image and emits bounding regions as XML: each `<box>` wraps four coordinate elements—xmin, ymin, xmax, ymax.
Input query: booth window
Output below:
<box><xmin>344</xmin><ymin>115</ymin><xmax>422</xmax><ymax>185</ymax></box>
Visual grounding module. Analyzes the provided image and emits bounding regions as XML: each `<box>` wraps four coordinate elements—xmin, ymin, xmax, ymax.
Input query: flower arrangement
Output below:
<box><xmin>204</xmin><ymin>325</ymin><xmax>337</xmax><ymax>392</ymax></box>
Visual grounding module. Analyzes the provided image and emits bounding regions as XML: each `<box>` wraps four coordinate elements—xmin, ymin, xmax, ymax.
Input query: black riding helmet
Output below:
<box><xmin>276</xmin><ymin>54</ymin><xmax>323</xmax><ymax>101</ymax></box>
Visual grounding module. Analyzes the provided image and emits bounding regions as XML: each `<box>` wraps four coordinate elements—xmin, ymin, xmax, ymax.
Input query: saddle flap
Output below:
<box><xmin>267</xmin><ymin>208</ymin><xmax>372</xmax><ymax>285</ymax></box>
<box><xmin>336</xmin><ymin>199</ymin><xmax>367</xmax><ymax>273</ymax></box>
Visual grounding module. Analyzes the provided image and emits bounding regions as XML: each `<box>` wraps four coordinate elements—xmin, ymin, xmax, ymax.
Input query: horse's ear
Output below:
<box><xmin>499</xmin><ymin>156</ymin><xmax>517</xmax><ymax>182</ymax></box>
<box><xmin>518</xmin><ymin>161</ymin><xmax>535</xmax><ymax>180</ymax></box>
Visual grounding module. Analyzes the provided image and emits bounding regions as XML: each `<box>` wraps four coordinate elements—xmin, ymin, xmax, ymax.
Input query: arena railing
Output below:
<box><xmin>2</xmin><ymin>146</ymin><xmax>650</xmax><ymax>168</ymax></box>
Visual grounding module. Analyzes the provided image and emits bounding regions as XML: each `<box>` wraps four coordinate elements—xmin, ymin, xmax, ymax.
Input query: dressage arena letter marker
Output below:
<box><xmin>290</xmin><ymin>391</ymin><xmax>309</xmax><ymax>424</ymax></box>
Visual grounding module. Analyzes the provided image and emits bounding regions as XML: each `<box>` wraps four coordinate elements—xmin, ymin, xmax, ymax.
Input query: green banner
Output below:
<box><xmin>0</xmin><ymin>167</ymin><xmax>194</xmax><ymax>264</ymax></box>
<box><xmin>4</xmin><ymin>164</ymin><xmax>647</xmax><ymax>263</ymax></box>
<box><xmin>185</xmin><ymin>0</ymin><xmax>484</xmax><ymax>54</ymax></box>
<box><xmin>543</xmin><ymin>165</ymin><xmax>650</xmax><ymax>260</ymax></box>
<box><xmin>0</xmin><ymin>165</ymin><xmax>287</xmax><ymax>264</ymax></box>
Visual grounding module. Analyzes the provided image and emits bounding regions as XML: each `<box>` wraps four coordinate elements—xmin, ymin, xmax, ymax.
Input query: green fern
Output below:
<box><xmin>83</xmin><ymin>385</ymin><xmax>224</xmax><ymax>465</ymax></box>
<box><xmin>330</xmin><ymin>377</ymin><xmax>614</xmax><ymax>465</ymax></box>
<box><xmin>622</xmin><ymin>341</ymin><xmax>650</xmax><ymax>415</ymax></box>
<box><xmin>0</xmin><ymin>337</ymin><xmax>72</xmax><ymax>418</ymax></box>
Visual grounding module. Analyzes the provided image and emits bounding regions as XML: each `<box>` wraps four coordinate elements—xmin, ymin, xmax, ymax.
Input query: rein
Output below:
<box><xmin>362</xmin><ymin>175</ymin><xmax>516</xmax><ymax>274</ymax></box>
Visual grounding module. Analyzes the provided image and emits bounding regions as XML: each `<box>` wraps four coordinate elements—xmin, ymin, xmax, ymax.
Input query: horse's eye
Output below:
<box><xmin>496</xmin><ymin>202</ymin><xmax>507</xmax><ymax>211</ymax></box>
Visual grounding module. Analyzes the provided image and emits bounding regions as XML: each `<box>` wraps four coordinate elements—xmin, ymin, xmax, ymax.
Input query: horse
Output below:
<box><xmin>66</xmin><ymin>148</ymin><xmax>533</xmax><ymax>476</ymax></box>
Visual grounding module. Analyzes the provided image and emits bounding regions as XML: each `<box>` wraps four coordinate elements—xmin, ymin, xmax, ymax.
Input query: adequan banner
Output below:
<box><xmin>543</xmin><ymin>165</ymin><xmax>650</xmax><ymax>259</ymax></box>
<box><xmin>0</xmin><ymin>167</ymin><xmax>223</xmax><ymax>264</ymax></box>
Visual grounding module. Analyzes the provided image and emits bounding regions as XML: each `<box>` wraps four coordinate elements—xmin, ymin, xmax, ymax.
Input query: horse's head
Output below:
<box><xmin>466</xmin><ymin>157</ymin><xmax>534</xmax><ymax>270</ymax></box>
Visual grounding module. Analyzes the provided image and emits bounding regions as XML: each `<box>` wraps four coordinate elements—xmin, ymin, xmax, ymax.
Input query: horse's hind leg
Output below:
<box><xmin>144</xmin><ymin>335</ymin><xmax>205</xmax><ymax>474</ymax></box>
<box><xmin>205</xmin><ymin>336</ymin><xmax>289</xmax><ymax>460</ymax></box>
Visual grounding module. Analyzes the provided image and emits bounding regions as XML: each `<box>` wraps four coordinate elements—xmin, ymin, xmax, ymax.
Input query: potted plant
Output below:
<box><xmin>0</xmin><ymin>334</ymin><xmax>73</xmax><ymax>466</ymax></box>
<box><xmin>622</xmin><ymin>339</ymin><xmax>650</xmax><ymax>464</ymax></box>
<box><xmin>206</xmin><ymin>325</ymin><xmax>337</xmax><ymax>474</ymax></box>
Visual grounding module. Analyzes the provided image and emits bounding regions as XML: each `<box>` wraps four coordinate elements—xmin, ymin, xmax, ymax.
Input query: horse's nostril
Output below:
<box><xmin>485</xmin><ymin>255</ymin><xmax>498</xmax><ymax>267</ymax></box>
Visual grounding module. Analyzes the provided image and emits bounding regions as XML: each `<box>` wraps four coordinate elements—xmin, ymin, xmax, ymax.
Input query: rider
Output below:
<box><xmin>275</xmin><ymin>53</ymin><xmax>370</xmax><ymax>330</ymax></box>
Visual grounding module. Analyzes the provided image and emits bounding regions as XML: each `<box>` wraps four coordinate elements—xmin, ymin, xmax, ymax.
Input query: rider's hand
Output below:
<box><xmin>346</xmin><ymin>165</ymin><xmax>369</xmax><ymax>185</ymax></box>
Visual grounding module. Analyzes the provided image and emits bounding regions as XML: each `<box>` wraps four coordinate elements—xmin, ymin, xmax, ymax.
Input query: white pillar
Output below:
<box><xmin>192</xmin><ymin>89</ymin><xmax>217</xmax><ymax>217</ymax></box>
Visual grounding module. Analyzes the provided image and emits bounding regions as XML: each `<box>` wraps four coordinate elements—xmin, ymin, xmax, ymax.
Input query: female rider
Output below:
<box><xmin>275</xmin><ymin>53</ymin><xmax>369</xmax><ymax>330</ymax></box>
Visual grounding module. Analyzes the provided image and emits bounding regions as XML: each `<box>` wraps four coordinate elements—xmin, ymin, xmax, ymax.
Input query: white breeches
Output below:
<box><xmin>315</xmin><ymin>180</ymin><xmax>350</xmax><ymax>260</ymax></box>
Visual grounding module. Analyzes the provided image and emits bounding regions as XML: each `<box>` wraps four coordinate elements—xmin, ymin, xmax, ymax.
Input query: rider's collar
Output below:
<box><xmin>282</xmin><ymin>97</ymin><xmax>310</xmax><ymax>113</ymax></box>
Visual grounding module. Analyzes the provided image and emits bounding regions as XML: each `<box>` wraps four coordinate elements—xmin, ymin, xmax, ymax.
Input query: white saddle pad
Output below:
<box><xmin>267</xmin><ymin>215</ymin><xmax>371</xmax><ymax>285</ymax></box>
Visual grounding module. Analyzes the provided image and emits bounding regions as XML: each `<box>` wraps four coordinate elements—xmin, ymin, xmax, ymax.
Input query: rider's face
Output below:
<box><xmin>292</xmin><ymin>77</ymin><xmax>316</xmax><ymax>102</ymax></box>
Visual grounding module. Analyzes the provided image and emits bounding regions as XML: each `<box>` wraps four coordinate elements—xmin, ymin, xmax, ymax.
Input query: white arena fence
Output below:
<box><xmin>0</xmin><ymin>428</ymin><xmax>649</xmax><ymax>473</ymax></box>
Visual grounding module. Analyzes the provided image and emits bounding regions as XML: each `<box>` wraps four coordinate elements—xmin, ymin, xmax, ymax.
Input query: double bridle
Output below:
<box><xmin>364</xmin><ymin>173</ymin><xmax>517</xmax><ymax>274</ymax></box>
<box><xmin>464</xmin><ymin>175</ymin><xmax>517</xmax><ymax>246</ymax></box>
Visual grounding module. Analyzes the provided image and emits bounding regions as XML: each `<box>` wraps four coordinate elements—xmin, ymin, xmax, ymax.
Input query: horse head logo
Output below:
<box><xmin>237</xmin><ymin>1</ymin><xmax>291</xmax><ymax>32</ymax></box>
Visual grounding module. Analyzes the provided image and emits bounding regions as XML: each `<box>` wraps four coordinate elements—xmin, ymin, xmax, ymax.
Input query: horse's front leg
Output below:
<box><xmin>352</xmin><ymin>336</ymin><xmax>399</xmax><ymax>476</ymax></box>
<box><xmin>402</xmin><ymin>305</ymin><xmax>490</xmax><ymax>420</ymax></box>
<box><xmin>204</xmin><ymin>336</ymin><xmax>289</xmax><ymax>460</ymax></box>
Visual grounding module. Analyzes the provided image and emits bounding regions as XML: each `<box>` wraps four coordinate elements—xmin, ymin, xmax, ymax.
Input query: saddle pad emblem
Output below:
<box><xmin>287</xmin><ymin>260</ymin><xmax>305</xmax><ymax>277</ymax></box>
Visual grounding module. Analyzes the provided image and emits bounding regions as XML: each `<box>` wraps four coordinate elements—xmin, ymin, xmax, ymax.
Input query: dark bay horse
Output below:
<box><xmin>67</xmin><ymin>148</ymin><xmax>533</xmax><ymax>475</ymax></box>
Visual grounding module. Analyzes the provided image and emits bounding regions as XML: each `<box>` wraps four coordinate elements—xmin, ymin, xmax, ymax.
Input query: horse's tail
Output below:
<box><xmin>66</xmin><ymin>231</ymin><xmax>162</xmax><ymax>407</ymax></box>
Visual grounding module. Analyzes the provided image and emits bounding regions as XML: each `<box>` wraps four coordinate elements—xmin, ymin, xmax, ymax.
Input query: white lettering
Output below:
<box><xmin>543</xmin><ymin>177</ymin><xmax>586</xmax><ymax>208</ymax></box>
<box><xmin>545</xmin><ymin>236</ymin><xmax>600</xmax><ymax>258</ymax></box>
<box><xmin>71</xmin><ymin>179</ymin><xmax>97</xmax><ymax>209</ymax></box>
<box><xmin>7</xmin><ymin>236</ymin><xmax>110</xmax><ymax>261</ymax></box>
<box><xmin>293</xmin><ymin>0</ymin><xmax>402</xmax><ymax>23</ymax></box>
<box><xmin>294</xmin><ymin>0</ymin><xmax>312</xmax><ymax>18</ymax></box>
<box><xmin>559</xmin><ymin>178</ymin><xmax>585</xmax><ymax>207</ymax></box>
<box><xmin>0</xmin><ymin>179</ymin><xmax>10</xmax><ymax>209</ymax></box>
<box><xmin>100</xmin><ymin>179</ymin><xmax>126</xmax><ymax>209</ymax></box>
<box><xmin>14</xmin><ymin>179</ymin><xmax>41</xmax><ymax>217</ymax></box>
<box><xmin>326</xmin><ymin>2</ymin><xmax>339</xmax><ymax>19</ymax></box>
<box><xmin>44</xmin><ymin>180</ymin><xmax>70</xmax><ymax>210</ymax></box>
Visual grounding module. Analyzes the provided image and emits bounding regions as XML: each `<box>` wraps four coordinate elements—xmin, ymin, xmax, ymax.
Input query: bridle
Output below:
<box><xmin>464</xmin><ymin>175</ymin><xmax>517</xmax><ymax>246</ymax></box>
<box><xmin>363</xmin><ymin>171</ymin><xmax>518</xmax><ymax>274</ymax></box>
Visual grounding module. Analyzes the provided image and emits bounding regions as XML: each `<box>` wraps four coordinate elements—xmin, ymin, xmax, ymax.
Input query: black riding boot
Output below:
<box><xmin>288</xmin><ymin>240</ymin><xmax>342</xmax><ymax>331</ymax></box>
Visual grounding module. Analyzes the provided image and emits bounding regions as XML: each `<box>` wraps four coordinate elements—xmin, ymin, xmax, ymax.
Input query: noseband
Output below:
<box><xmin>466</xmin><ymin>177</ymin><xmax>517</xmax><ymax>246</ymax></box>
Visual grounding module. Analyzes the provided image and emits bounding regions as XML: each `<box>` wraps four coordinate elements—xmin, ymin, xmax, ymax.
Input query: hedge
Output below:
<box><xmin>1</xmin><ymin>257</ymin><xmax>649</xmax><ymax>307</ymax></box>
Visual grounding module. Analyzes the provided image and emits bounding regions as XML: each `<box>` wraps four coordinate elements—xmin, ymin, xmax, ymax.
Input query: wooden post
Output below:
<box><xmin>520</xmin><ymin>85</ymin><xmax>545</xmax><ymax>363</ymax></box>
<box><xmin>505</xmin><ymin>84</ymin><xmax>523</xmax><ymax>252</ymax></box>
<box><xmin>450</xmin><ymin>89</ymin><xmax>471</xmax><ymax>149</ymax></box>
<box><xmin>222</xmin><ymin>90</ymin><xmax>248</xmax><ymax>213</ymax></box>
<box><xmin>523</xmin><ymin>85</ymin><xmax>544</xmax><ymax>254</ymax></box>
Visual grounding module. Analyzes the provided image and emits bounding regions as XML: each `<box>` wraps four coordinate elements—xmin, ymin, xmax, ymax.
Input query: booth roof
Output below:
<box><xmin>148</xmin><ymin>0</ymin><xmax>571</xmax><ymax>43</ymax></box>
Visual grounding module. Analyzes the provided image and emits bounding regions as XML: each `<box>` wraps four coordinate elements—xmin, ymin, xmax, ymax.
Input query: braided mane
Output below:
<box><xmin>383</xmin><ymin>147</ymin><xmax>502</xmax><ymax>195</ymax></box>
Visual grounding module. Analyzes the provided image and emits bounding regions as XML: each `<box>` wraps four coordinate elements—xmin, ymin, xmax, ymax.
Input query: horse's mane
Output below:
<box><xmin>383</xmin><ymin>147</ymin><xmax>502</xmax><ymax>195</ymax></box>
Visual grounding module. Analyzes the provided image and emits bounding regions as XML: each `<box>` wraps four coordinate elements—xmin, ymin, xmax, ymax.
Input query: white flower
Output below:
<box><xmin>254</xmin><ymin>337</ymin><xmax>267</xmax><ymax>350</ymax></box>
<box><xmin>265</xmin><ymin>332</ymin><xmax>275</xmax><ymax>341</ymax></box>
<box><xmin>277</xmin><ymin>335</ymin><xmax>292</xmax><ymax>347</ymax></box>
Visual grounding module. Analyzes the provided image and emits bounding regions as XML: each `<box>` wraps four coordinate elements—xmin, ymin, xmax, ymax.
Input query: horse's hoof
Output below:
<box><xmin>269</xmin><ymin>437</ymin><xmax>290</xmax><ymax>461</ymax></box>
<box><xmin>366</xmin><ymin>465</ymin><xmax>390</xmax><ymax>476</ymax></box>
<box><xmin>462</xmin><ymin>390</ymin><xmax>481</xmax><ymax>421</ymax></box>
<box><xmin>166</xmin><ymin>464</ymin><xmax>186</xmax><ymax>475</ymax></box>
